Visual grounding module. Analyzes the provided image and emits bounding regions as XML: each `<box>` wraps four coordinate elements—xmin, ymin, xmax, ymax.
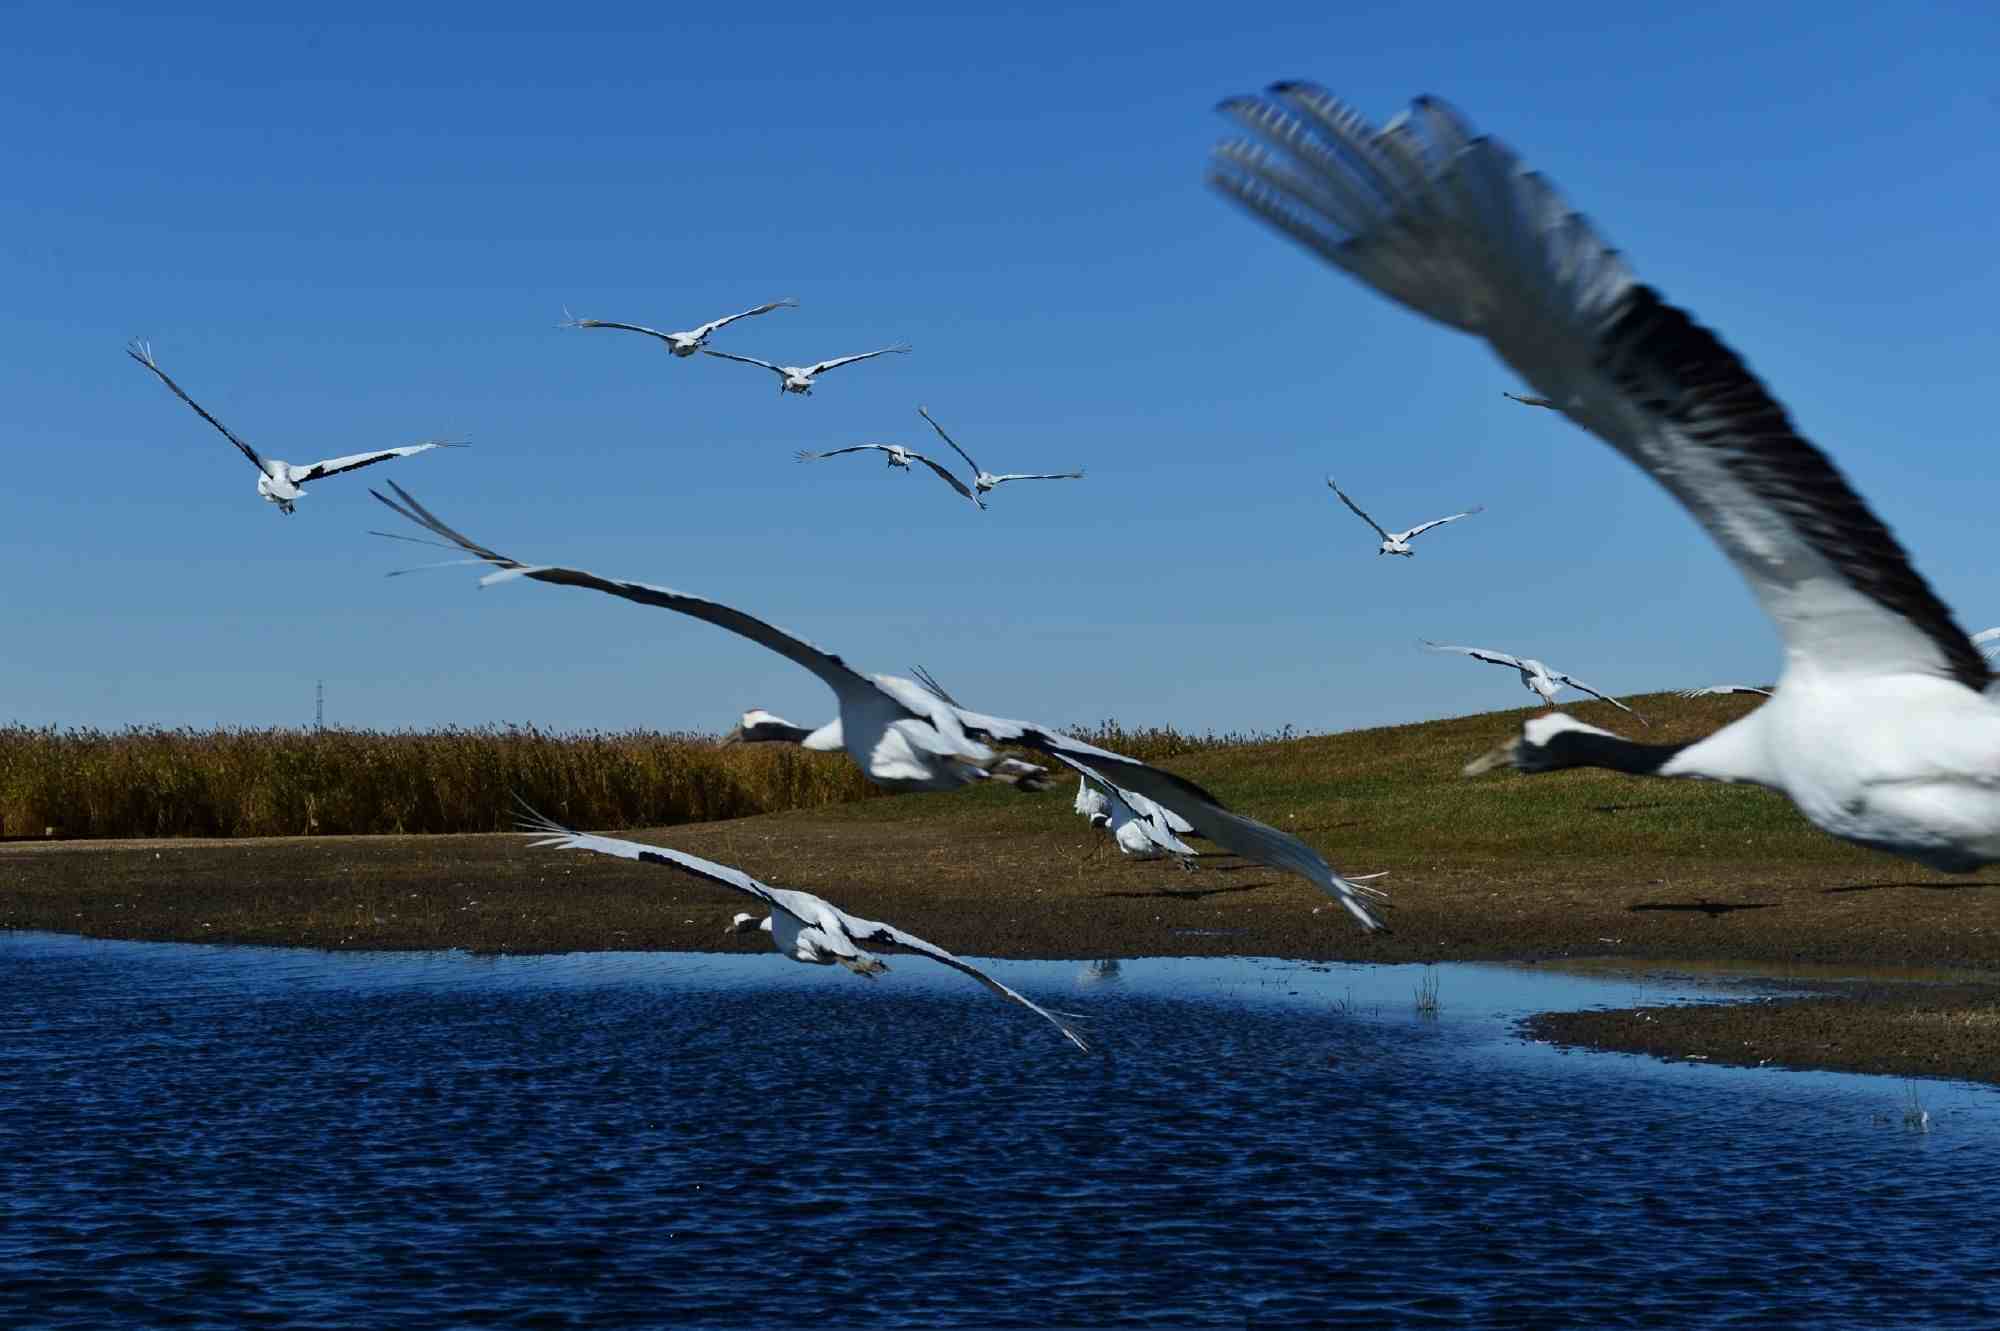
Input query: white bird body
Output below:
<box><xmin>562</xmin><ymin>298</ymin><xmax>797</xmax><ymax>357</ymax></box>
<box><xmin>795</xmin><ymin>443</ymin><xmax>985</xmax><ymax>509</ymax></box>
<box><xmin>1326</xmin><ymin>478</ymin><xmax>1481</xmax><ymax>557</ymax></box>
<box><xmin>1065</xmin><ymin>764</ymin><xmax>1198</xmax><ymax>864</ymax></box>
<box><xmin>516</xmin><ymin>809</ymin><xmax>1086</xmax><ymax>1049</ymax></box>
<box><xmin>1214</xmin><ymin>86</ymin><xmax>1997</xmax><ymax>870</ymax></box>
<box><xmin>703</xmin><ymin>344</ymin><xmax>909</xmax><ymax>395</ymax></box>
<box><xmin>127</xmin><ymin>342</ymin><xmax>462</xmax><ymax>515</ymax></box>
<box><xmin>918</xmin><ymin>407</ymin><xmax>1083</xmax><ymax>496</ymax></box>
<box><xmin>376</xmin><ymin>483</ymin><xmax>1385</xmax><ymax>928</ymax></box>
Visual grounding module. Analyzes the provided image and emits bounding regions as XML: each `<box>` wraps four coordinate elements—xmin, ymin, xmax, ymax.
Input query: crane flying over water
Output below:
<box><xmin>518</xmin><ymin>805</ymin><xmax>1088</xmax><ymax>1051</ymax></box>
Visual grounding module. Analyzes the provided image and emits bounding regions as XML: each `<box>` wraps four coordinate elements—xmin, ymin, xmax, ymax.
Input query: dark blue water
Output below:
<box><xmin>5</xmin><ymin>933</ymin><xmax>1996</xmax><ymax>1329</ymax></box>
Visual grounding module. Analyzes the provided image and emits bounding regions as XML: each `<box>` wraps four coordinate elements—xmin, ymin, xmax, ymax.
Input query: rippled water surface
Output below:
<box><xmin>6</xmin><ymin>932</ymin><xmax>1998</xmax><ymax>1328</ymax></box>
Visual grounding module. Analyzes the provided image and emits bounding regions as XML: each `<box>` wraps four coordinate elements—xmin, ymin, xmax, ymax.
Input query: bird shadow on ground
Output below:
<box><xmin>1627</xmin><ymin>900</ymin><xmax>1778</xmax><ymax>918</ymax></box>
<box><xmin>1822</xmin><ymin>880</ymin><xmax>2000</xmax><ymax>895</ymax></box>
<box><xmin>1094</xmin><ymin>882</ymin><xmax>1272</xmax><ymax>902</ymax></box>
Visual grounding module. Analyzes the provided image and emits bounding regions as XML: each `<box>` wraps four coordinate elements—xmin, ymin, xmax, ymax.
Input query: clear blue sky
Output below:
<box><xmin>4</xmin><ymin>1</ymin><xmax>1995</xmax><ymax>736</ymax></box>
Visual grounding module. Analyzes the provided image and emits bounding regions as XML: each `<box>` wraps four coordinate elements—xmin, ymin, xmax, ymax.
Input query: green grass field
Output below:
<box><xmin>0</xmin><ymin>692</ymin><xmax>1883</xmax><ymax>874</ymax></box>
<box><xmin>808</xmin><ymin>690</ymin><xmax>1875</xmax><ymax>874</ymax></box>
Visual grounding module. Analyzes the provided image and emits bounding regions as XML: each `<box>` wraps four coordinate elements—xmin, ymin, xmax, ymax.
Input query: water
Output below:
<box><xmin>5</xmin><ymin>932</ymin><xmax>1997</xmax><ymax>1328</ymax></box>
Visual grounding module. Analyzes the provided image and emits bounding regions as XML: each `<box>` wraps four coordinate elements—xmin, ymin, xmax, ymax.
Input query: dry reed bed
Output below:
<box><xmin>0</xmin><ymin>719</ymin><xmax>1253</xmax><ymax>840</ymax></box>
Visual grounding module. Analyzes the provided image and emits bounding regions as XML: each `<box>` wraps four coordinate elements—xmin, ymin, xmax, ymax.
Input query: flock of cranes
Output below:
<box><xmin>117</xmin><ymin>82</ymin><xmax>2000</xmax><ymax>1049</ymax></box>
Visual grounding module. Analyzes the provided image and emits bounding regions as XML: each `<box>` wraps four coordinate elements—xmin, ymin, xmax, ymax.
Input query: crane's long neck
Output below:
<box><xmin>1471</xmin><ymin>713</ymin><xmax>1694</xmax><ymax>778</ymax></box>
<box><xmin>1531</xmin><ymin>727</ymin><xmax>1690</xmax><ymax>775</ymax></box>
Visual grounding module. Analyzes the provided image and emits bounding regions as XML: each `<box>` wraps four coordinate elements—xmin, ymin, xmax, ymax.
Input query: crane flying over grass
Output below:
<box><xmin>1213</xmin><ymin>84</ymin><xmax>1999</xmax><ymax>871</ymax></box>
<box><xmin>560</xmin><ymin>298</ymin><xmax>797</xmax><ymax>357</ymax></box>
<box><xmin>1326</xmin><ymin>478</ymin><xmax>1482</xmax><ymax>557</ymax></box>
<box><xmin>1422</xmin><ymin>642</ymin><xmax>1645</xmax><ymax>722</ymax></box>
<box><xmin>702</xmin><ymin>344</ymin><xmax>910</xmax><ymax>395</ymax></box>
<box><xmin>374</xmin><ymin>482</ymin><xmax>1388</xmax><ymax>929</ymax></box>
<box><xmin>127</xmin><ymin>341</ymin><xmax>463</xmax><ymax>515</ymax></box>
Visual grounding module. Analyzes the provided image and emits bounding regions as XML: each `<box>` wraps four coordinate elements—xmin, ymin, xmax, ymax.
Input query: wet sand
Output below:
<box><xmin>7</xmin><ymin>811</ymin><xmax>2000</xmax><ymax>1082</ymax></box>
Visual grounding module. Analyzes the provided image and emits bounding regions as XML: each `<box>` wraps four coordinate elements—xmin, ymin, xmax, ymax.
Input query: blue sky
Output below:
<box><xmin>4</xmin><ymin>1</ymin><xmax>1996</xmax><ymax>736</ymax></box>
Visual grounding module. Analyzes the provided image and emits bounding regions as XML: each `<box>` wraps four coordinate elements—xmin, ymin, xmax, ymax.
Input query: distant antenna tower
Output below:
<box><xmin>315</xmin><ymin>680</ymin><xmax>324</xmax><ymax>731</ymax></box>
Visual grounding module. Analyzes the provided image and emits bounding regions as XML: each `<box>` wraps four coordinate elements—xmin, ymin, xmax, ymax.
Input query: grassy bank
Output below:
<box><xmin>0</xmin><ymin>719</ymin><xmax>1257</xmax><ymax>841</ymax></box>
<box><xmin>10</xmin><ymin>689</ymin><xmax>1997</xmax><ymax>1081</ymax></box>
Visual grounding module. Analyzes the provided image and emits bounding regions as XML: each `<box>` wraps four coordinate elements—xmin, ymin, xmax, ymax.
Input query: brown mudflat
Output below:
<box><xmin>7</xmin><ymin>782</ymin><xmax>2000</xmax><ymax>1083</ymax></box>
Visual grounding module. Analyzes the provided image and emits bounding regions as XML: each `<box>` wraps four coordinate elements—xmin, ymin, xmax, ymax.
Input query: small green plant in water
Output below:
<box><xmin>1414</xmin><ymin>966</ymin><xmax>1442</xmax><ymax>1019</ymax></box>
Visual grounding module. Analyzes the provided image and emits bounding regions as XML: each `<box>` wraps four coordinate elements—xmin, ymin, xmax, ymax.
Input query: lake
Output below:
<box><xmin>4</xmin><ymin>931</ymin><xmax>1995</xmax><ymax>1328</ymax></box>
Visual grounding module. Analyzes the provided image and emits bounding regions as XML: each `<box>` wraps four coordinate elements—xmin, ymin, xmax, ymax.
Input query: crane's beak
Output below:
<box><xmin>1461</xmin><ymin>737</ymin><xmax>1522</xmax><ymax>777</ymax></box>
<box><xmin>719</xmin><ymin>726</ymin><xmax>746</xmax><ymax>747</ymax></box>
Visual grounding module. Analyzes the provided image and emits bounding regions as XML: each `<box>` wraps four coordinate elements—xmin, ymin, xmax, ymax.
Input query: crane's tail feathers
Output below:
<box><xmin>1210</xmin><ymin>86</ymin><xmax>1635</xmax><ymax>340</ymax></box>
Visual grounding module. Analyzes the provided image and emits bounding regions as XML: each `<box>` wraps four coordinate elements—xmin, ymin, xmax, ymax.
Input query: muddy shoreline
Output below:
<box><xmin>7</xmin><ymin>814</ymin><xmax>2000</xmax><ymax>1083</ymax></box>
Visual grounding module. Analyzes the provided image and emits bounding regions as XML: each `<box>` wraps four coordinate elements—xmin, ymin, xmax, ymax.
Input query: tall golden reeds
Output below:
<box><xmin>0</xmin><ymin>718</ymin><xmax>1273</xmax><ymax>840</ymax></box>
<box><xmin>0</xmin><ymin>725</ymin><xmax>877</xmax><ymax>839</ymax></box>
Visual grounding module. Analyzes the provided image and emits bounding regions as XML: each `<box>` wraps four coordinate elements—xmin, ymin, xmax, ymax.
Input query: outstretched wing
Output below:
<box><xmin>126</xmin><ymin>340</ymin><xmax>265</xmax><ymax>472</ymax></box>
<box><xmin>796</xmin><ymin>444</ymin><xmax>893</xmax><ymax>462</ymax></box>
<box><xmin>687</xmin><ymin>297</ymin><xmax>798</xmax><ymax>341</ymax></box>
<box><xmin>804</xmin><ymin>345</ymin><xmax>910</xmax><ymax>377</ymax></box>
<box><xmin>1548</xmin><ymin>671</ymin><xmax>1646</xmax><ymax>723</ymax></box>
<box><xmin>701</xmin><ymin>348</ymin><xmax>787</xmax><ymax>376</ymax></box>
<box><xmin>1326</xmin><ymin>477</ymin><xmax>1390</xmax><ymax>541</ymax></box>
<box><xmin>944</xmin><ymin>706</ymin><xmax>1386</xmax><ymax>930</ymax></box>
<box><xmin>1675</xmin><ymin>684</ymin><xmax>1774</xmax><ymax>699</ymax></box>
<box><xmin>561</xmin><ymin>315</ymin><xmax>675</xmax><ymax>343</ymax></box>
<box><xmin>917</xmin><ymin>406</ymin><xmax>981</xmax><ymax>477</ymax></box>
<box><xmin>1212</xmin><ymin>86</ymin><xmax>1989</xmax><ymax>693</ymax></box>
<box><xmin>371</xmin><ymin>482</ymin><xmax>876</xmax><ymax>701</ymax></box>
<box><xmin>290</xmin><ymin>441</ymin><xmax>466</xmax><ymax>483</ymax></box>
<box><xmin>1403</xmin><ymin>506</ymin><xmax>1484</xmax><ymax>540</ymax></box>
<box><xmin>987</xmin><ymin>470</ymin><xmax>1084</xmax><ymax>486</ymax></box>
<box><xmin>518</xmin><ymin>802</ymin><xmax>795</xmax><ymax>917</ymax></box>
<box><xmin>907</xmin><ymin>451</ymin><xmax>986</xmax><ymax>509</ymax></box>
<box><xmin>1423</xmin><ymin>640</ymin><xmax>1524</xmax><ymax>671</ymax></box>
<box><xmin>825</xmin><ymin>907</ymin><xmax>1090</xmax><ymax>1051</ymax></box>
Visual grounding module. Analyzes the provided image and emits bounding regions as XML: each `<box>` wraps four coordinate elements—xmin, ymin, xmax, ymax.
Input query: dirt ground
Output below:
<box><xmin>8</xmin><ymin>813</ymin><xmax>2000</xmax><ymax>1082</ymax></box>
